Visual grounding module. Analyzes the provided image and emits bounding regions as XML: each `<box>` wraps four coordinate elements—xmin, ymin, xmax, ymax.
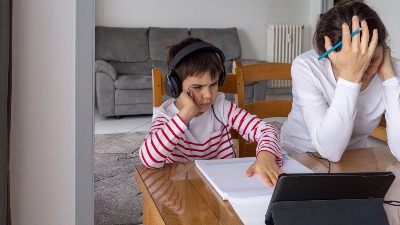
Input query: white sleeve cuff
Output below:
<box><xmin>382</xmin><ymin>77</ymin><xmax>400</xmax><ymax>87</ymax></box>
<box><xmin>337</xmin><ymin>77</ymin><xmax>361</xmax><ymax>90</ymax></box>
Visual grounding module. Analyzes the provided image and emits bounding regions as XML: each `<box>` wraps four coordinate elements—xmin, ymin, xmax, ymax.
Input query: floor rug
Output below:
<box><xmin>94</xmin><ymin>131</ymin><xmax>148</xmax><ymax>225</ymax></box>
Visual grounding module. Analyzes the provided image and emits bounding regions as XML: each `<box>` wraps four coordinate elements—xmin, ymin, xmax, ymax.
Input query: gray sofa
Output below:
<box><xmin>95</xmin><ymin>26</ymin><xmax>267</xmax><ymax>117</ymax></box>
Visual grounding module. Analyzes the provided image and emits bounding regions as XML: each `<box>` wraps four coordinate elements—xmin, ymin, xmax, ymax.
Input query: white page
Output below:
<box><xmin>227</xmin><ymin>195</ymin><xmax>272</xmax><ymax>225</ymax></box>
<box><xmin>195</xmin><ymin>155</ymin><xmax>313</xmax><ymax>200</ymax></box>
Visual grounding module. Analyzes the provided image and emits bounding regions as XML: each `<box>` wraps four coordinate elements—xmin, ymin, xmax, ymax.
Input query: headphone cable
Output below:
<box><xmin>306</xmin><ymin>151</ymin><xmax>331</xmax><ymax>173</ymax></box>
<box><xmin>212</xmin><ymin>105</ymin><xmax>236</xmax><ymax>158</ymax></box>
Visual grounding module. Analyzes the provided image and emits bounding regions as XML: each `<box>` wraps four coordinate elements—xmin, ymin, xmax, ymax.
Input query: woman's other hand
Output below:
<box><xmin>377</xmin><ymin>43</ymin><xmax>396</xmax><ymax>81</ymax></box>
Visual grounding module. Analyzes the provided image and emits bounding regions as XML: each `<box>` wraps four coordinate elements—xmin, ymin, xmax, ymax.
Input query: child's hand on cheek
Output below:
<box><xmin>176</xmin><ymin>89</ymin><xmax>198</xmax><ymax>124</ymax></box>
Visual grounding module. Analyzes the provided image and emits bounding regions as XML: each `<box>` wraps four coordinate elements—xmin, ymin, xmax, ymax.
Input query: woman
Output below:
<box><xmin>280</xmin><ymin>1</ymin><xmax>400</xmax><ymax>162</ymax></box>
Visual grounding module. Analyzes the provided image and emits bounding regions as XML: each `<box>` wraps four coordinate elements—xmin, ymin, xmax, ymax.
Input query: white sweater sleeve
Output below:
<box><xmin>292</xmin><ymin>59</ymin><xmax>361</xmax><ymax>162</ymax></box>
<box><xmin>383</xmin><ymin>76</ymin><xmax>400</xmax><ymax>161</ymax></box>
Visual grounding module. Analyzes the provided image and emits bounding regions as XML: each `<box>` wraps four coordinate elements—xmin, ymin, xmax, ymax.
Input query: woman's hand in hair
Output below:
<box><xmin>326</xmin><ymin>16</ymin><xmax>378</xmax><ymax>83</ymax></box>
<box><xmin>378</xmin><ymin>42</ymin><xmax>396</xmax><ymax>81</ymax></box>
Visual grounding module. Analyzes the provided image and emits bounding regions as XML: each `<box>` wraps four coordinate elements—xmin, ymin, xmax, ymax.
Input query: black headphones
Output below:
<box><xmin>164</xmin><ymin>41</ymin><xmax>226</xmax><ymax>99</ymax></box>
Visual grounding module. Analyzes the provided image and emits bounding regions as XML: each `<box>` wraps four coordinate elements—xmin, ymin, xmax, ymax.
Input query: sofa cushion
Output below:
<box><xmin>95</xmin><ymin>26</ymin><xmax>149</xmax><ymax>63</ymax></box>
<box><xmin>190</xmin><ymin>28</ymin><xmax>241</xmax><ymax>61</ymax></box>
<box><xmin>114</xmin><ymin>75</ymin><xmax>153</xmax><ymax>90</ymax></box>
<box><xmin>109</xmin><ymin>61</ymin><xmax>152</xmax><ymax>75</ymax></box>
<box><xmin>152</xmin><ymin>60</ymin><xmax>168</xmax><ymax>74</ymax></box>
<box><xmin>115</xmin><ymin>89</ymin><xmax>153</xmax><ymax>104</ymax></box>
<box><xmin>149</xmin><ymin>27</ymin><xmax>190</xmax><ymax>61</ymax></box>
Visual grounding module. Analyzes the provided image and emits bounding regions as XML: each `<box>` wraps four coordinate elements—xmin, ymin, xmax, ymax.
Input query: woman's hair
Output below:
<box><xmin>313</xmin><ymin>0</ymin><xmax>387</xmax><ymax>55</ymax></box>
<box><xmin>167</xmin><ymin>37</ymin><xmax>222</xmax><ymax>82</ymax></box>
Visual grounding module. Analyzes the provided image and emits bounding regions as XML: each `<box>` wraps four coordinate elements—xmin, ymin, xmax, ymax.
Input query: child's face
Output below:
<box><xmin>182</xmin><ymin>72</ymin><xmax>219</xmax><ymax>115</ymax></box>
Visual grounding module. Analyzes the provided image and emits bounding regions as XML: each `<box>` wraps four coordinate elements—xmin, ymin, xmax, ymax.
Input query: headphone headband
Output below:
<box><xmin>168</xmin><ymin>42</ymin><xmax>226</xmax><ymax>71</ymax></box>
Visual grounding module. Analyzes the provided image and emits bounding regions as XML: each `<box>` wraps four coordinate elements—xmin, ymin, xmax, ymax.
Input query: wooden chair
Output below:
<box><xmin>152</xmin><ymin>68</ymin><xmax>245</xmax><ymax>156</ymax></box>
<box><xmin>233</xmin><ymin>61</ymin><xmax>292</xmax><ymax>157</ymax></box>
<box><xmin>370</xmin><ymin>114</ymin><xmax>387</xmax><ymax>141</ymax></box>
<box><xmin>152</xmin><ymin>68</ymin><xmax>168</xmax><ymax>107</ymax></box>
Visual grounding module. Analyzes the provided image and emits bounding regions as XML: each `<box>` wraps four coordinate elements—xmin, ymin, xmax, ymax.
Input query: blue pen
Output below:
<box><xmin>318</xmin><ymin>28</ymin><xmax>362</xmax><ymax>60</ymax></box>
<box><xmin>187</xmin><ymin>88</ymin><xmax>190</xmax><ymax>130</ymax></box>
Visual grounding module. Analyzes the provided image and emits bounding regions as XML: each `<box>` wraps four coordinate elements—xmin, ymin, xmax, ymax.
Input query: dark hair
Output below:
<box><xmin>313</xmin><ymin>0</ymin><xmax>387</xmax><ymax>56</ymax></box>
<box><xmin>167</xmin><ymin>37</ymin><xmax>222</xmax><ymax>82</ymax></box>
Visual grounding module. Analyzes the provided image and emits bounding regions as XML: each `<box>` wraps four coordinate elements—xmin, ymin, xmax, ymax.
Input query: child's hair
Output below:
<box><xmin>167</xmin><ymin>37</ymin><xmax>223</xmax><ymax>82</ymax></box>
<box><xmin>313</xmin><ymin>0</ymin><xmax>387</xmax><ymax>55</ymax></box>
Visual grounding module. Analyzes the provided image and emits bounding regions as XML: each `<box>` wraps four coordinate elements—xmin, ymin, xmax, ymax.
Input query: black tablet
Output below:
<box><xmin>265</xmin><ymin>172</ymin><xmax>395</xmax><ymax>225</ymax></box>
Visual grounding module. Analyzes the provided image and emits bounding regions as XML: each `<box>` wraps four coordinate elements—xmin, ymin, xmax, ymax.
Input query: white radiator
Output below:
<box><xmin>266</xmin><ymin>24</ymin><xmax>303</xmax><ymax>88</ymax></box>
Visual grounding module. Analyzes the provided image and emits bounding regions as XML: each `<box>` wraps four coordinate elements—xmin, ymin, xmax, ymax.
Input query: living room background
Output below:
<box><xmin>96</xmin><ymin>0</ymin><xmax>400</xmax><ymax>65</ymax></box>
<box><xmin>8</xmin><ymin>0</ymin><xmax>400</xmax><ymax>224</ymax></box>
<box><xmin>95</xmin><ymin>0</ymin><xmax>318</xmax><ymax>60</ymax></box>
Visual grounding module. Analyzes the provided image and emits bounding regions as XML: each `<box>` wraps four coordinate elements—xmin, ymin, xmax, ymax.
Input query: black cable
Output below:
<box><xmin>306</xmin><ymin>151</ymin><xmax>331</xmax><ymax>173</ymax></box>
<box><xmin>212</xmin><ymin>105</ymin><xmax>236</xmax><ymax>158</ymax></box>
<box><xmin>384</xmin><ymin>200</ymin><xmax>400</xmax><ymax>206</ymax></box>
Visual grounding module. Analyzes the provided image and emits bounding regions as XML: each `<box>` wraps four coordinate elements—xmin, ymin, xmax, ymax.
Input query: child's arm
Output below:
<box><xmin>139</xmin><ymin>114</ymin><xmax>188</xmax><ymax>168</ymax></box>
<box><xmin>227</xmin><ymin>102</ymin><xmax>283</xmax><ymax>186</ymax></box>
<box><xmin>227</xmin><ymin>102</ymin><xmax>282</xmax><ymax>165</ymax></box>
<box><xmin>140</xmin><ymin>91</ymin><xmax>198</xmax><ymax>169</ymax></box>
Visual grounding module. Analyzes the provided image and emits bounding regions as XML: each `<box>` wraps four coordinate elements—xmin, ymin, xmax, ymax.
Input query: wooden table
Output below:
<box><xmin>135</xmin><ymin>147</ymin><xmax>400</xmax><ymax>225</ymax></box>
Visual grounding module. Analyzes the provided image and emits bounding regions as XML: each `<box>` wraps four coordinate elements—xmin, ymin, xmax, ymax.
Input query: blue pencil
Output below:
<box><xmin>318</xmin><ymin>28</ymin><xmax>362</xmax><ymax>60</ymax></box>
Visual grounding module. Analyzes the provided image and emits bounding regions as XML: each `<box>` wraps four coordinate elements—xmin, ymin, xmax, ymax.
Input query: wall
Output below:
<box><xmin>366</xmin><ymin>0</ymin><xmax>400</xmax><ymax>58</ymax></box>
<box><xmin>10</xmin><ymin>0</ymin><xmax>76</xmax><ymax>224</ymax></box>
<box><xmin>96</xmin><ymin>0</ymin><xmax>314</xmax><ymax>60</ymax></box>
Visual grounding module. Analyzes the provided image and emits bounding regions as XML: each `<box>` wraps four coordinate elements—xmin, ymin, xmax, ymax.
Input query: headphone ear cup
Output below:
<box><xmin>218</xmin><ymin>65</ymin><xmax>226</xmax><ymax>87</ymax></box>
<box><xmin>164</xmin><ymin>72</ymin><xmax>182</xmax><ymax>99</ymax></box>
<box><xmin>163</xmin><ymin>78</ymin><xmax>173</xmax><ymax>98</ymax></box>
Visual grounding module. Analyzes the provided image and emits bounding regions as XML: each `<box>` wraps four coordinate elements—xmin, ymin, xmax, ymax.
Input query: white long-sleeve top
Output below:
<box><xmin>140</xmin><ymin>93</ymin><xmax>282</xmax><ymax>168</ymax></box>
<box><xmin>281</xmin><ymin>50</ymin><xmax>400</xmax><ymax>162</ymax></box>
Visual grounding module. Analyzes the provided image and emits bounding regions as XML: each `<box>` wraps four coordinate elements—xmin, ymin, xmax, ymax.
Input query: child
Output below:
<box><xmin>139</xmin><ymin>37</ymin><xmax>282</xmax><ymax>186</ymax></box>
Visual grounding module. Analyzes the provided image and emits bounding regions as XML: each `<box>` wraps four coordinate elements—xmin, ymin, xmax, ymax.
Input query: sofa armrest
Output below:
<box><xmin>95</xmin><ymin>60</ymin><xmax>117</xmax><ymax>80</ymax></box>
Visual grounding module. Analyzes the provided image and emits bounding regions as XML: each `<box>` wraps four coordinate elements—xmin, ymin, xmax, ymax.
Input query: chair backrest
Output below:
<box><xmin>152</xmin><ymin>68</ymin><xmax>245</xmax><ymax>156</ymax></box>
<box><xmin>152</xmin><ymin>68</ymin><xmax>167</xmax><ymax>107</ymax></box>
<box><xmin>233</xmin><ymin>61</ymin><xmax>292</xmax><ymax>157</ymax></box>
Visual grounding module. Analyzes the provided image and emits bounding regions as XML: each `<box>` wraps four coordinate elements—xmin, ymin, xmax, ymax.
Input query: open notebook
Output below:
<box><xmin>195</xmin><ymin>155</ymin><xmax>313</xmax><ymax>200</ymax></box>
<box><xmin>196</xmin><ymin>155</ymin><xmax>314</xmax><ymax>224</ymax></box>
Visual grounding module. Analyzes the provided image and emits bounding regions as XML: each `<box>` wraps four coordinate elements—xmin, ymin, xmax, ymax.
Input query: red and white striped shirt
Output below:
<box><xmin>139</xmin><ymin>93</ymin><xmax>282</xmax><ymax>168</ymax></box>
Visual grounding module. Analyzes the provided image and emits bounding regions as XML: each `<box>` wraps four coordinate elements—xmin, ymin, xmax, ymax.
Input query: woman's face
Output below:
<box><xmin>361</xmin><ymin>45</ymin><xmax>383</xmax><ymax>82</ymax></box>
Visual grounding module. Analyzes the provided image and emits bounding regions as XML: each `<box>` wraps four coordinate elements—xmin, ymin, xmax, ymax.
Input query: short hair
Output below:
<box><xmin>166</xmin><ymin>37</ymin><xmax>223</xmax><ymax>82</ymax></box>
<box><xmin>313</xmin><ymin>0</ymin><xmax>387</xmax><ymax>56</ymax></box>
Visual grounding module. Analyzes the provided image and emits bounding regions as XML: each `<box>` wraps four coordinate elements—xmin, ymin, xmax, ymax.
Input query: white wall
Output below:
<box><xmin>96</xmin><ymin>0</ymin><xmax>314</xmax><ymax>60</ymax></box>
<box><xmin>366</xmin><ymin>0</ymin><xmax>400</xmax><ymax>58</ymax></box>
<box><xmin>10</xmin><ymin>0</ymin><xmax>76</xmax><ymax>224</ymax></box>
